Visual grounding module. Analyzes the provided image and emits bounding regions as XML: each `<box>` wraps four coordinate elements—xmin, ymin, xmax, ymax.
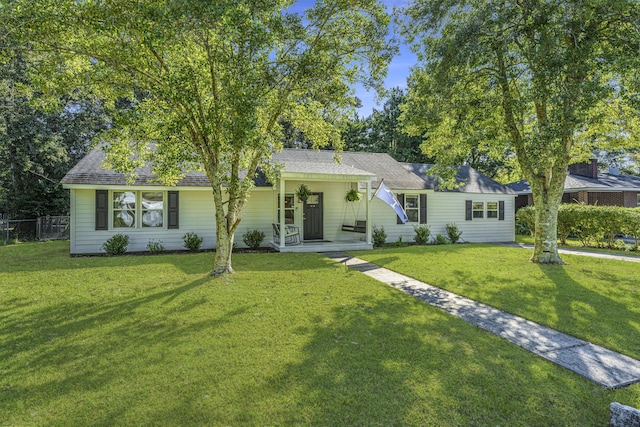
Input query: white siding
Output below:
<box><xmin>70</xmin><ymin>187</ymin><xmax>281</xmax><ymax>254</ymax></box>
<box><xmin>68</xmin><ymin>185</ymin><xmax>515</xmax><ymax>254</ymax></box>
<box><xmin>369</xmin><ymin>191</ymin><xmax>515</xmax><ymax>244</ymax></box>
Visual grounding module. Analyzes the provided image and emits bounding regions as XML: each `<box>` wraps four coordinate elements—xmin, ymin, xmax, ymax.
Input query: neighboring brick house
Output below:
<box><xmin>508</xmin><ymin>159</ymin><xmax>640</xmax><ymax>210</ymax></box>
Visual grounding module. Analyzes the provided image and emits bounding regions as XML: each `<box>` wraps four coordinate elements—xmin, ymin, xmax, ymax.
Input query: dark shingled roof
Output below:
<box><xmin>272</xmin><ymin>149</ymin><xmax>428</xmax><ymax>190</ymax></box>
<box><xmin>62</xmin><ymin>148</ymin><xmax>429</xmax><ymax>190</ymax></box>
<box><xmin>61</xmin><ymin>148</ymin><xmax>212</xmax><ymax>187</ymax></box>
<box><xmin>506</xmin><ymin>172</ymin><xmax>640</xmax><ymax>194</ymax></box>
<box><xmin>404</xmin><ymin>163</ymin><xmax>516</xmax><ymax>194</ymax></box>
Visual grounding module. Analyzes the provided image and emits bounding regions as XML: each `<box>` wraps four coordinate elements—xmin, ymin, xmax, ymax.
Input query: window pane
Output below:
<box><xmin>285</xmin><ymin>195</ymin><xmax>294</xmax><ymax>208</ymax></box>
<box><xmin>405</xmin><ymin>195</ymin><xmax>419</xmax><ymax>208</ymax></box>
<box><xmin>113</xmin><ymin>192</ymin><xmax>136</xmax><ymax>228</ymax></box>
<box><xmin>407</xmin><ymin>209</ymin><xmax>419</xmax><ymax>222</ymax></box>
<box><xmin>142</xmin><ymin>192</ymin><xmax>163</xmax><ymax>209</ymax></box>
<box><xmin>278</xmin><ymin>194</ymin><xmax>295</xmax><ymax>224</ymax></box>
<box><xmin>487</xmin><ymin>202</ymin><xmax>498</xmax><ymax>218</ymax></box>
<box><xmin>113</xmin><ymin>192</ymin><xmax>135</xmax><ymax>210</ymax></box>
<box><xmin>473</xmin><ymin>202</ymin><xmax>484</xmax><ymax>218</ymax></box>
<box><xmin>142</xmin><ymin>192</ymin><xmax>163</xmax><ymax>228</ymax></box>
<box><xmin>285</xmin><ymin>210</ymin><xmax>294</xmax><ymax>224</ymax></box>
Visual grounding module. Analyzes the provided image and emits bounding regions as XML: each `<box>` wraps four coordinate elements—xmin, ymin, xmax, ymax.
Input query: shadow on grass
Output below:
<box><xmin>236</xmin><ymin>294</ymin><xmax>612</xmax><ymax>426</ymax></box>
<box><xmin>537</xmin><ymin>262</ymin><xmax>640</xmax><ymax>358</ymax></box>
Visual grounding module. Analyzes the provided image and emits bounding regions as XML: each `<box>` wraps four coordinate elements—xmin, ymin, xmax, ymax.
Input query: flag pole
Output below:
<box><xmin>370</xmin><ymin>178</ymin><xmax>384</xmax><ymax>202</ymax></box>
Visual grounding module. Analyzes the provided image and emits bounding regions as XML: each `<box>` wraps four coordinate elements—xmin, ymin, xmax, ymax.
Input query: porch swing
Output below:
<box><xmin>341</xmin><ymin>189</ymin><xmax>366</xmax><ymax>233</ymax></box>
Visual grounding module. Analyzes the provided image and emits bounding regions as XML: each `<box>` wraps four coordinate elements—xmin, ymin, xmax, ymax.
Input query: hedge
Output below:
<box><xmin>516</xmin><ymin>204</ymin><xmax>640</xmax><ymax>249</ymax></box>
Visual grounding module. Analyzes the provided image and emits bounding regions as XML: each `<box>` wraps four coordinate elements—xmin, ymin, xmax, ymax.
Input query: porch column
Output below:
<box><xmin>366</xmin><ymin>181</ymin><xmax>372</xmax><ymax>245</ymax></box>
<box><xmin>279</xmin><ymin>178</ymin><xmax>285</xmax><ymax>249</ymax></box>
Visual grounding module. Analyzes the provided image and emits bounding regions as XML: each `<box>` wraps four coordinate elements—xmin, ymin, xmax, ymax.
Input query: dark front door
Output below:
<box><xmin>303</xmin><ymin>192</ymin><xmax>323</xmax><ymax>240</ymax></box>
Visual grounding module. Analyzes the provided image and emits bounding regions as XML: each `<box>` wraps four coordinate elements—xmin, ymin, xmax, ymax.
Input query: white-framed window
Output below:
<box><xmin>637</xmin><ymin>194</ymin><xmax>640</xmax><ymax>207</ymax></box>
<box><xmin>141</xmin><ymin>191</ymin><xmax>164</xmax><ymax>228</ymax></box>
<box><xmin>466</xmin><ymin>200</ymin><xmax>504</xmax><ymax>221</ymax></box>
<box><xmin>112</xmin><ymin>191</ymin><xmax>164</xmax><ymax>229</ymax></box>
<box><xmin>277</xmin><ymin>193</ymin><xmax>295</xmax><ymax>224</ymax></box>
<box><xmin>473</xmin><ymin>202</ymin><xmax>484</xmax><ymax>218</ymax></box>
<box><xmin>487</xmin><ymin>202</ymin><xmax>498</xmax><ymax>219</ymax></box>
<box><xmin>404</xmin><ymin>194</ymin><xmax>420</xmax><ymax>223</ymax></box>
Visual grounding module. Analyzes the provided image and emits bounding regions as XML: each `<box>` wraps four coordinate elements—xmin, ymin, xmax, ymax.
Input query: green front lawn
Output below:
<box><xmin>1</xmin><ymin>241</ymin><xmax>639</xmax><ymax>426</ymax></box>
<box><xmin>351</xmin><ymin>244</ymin><xmax>640</xmax><ymax>358</ymax></box>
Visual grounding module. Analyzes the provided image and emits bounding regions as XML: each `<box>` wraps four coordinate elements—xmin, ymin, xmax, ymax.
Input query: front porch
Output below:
<box><xmin>271</xmin><ymin>239</ymin><xmax>373</xmax><ymax>253</ymax></box>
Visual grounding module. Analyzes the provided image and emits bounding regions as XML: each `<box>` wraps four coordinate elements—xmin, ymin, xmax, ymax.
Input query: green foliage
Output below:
<box><xmin>520</xmin><ymin>205</ymin><xmax>640</xmax><ymax>250</ymax></box>
<box><xmin>372</xmin><ymin>225</ymin><xmax>387</xmax><ymax>247</ymax></box>
<box><xmin>400</xmin><ymin>0</ymin><xmax>640</xmax><ymax>260</ymax></box>
<box><xmin>445</xmin><ymin>223</ymin><xmax>462</xmax><ymax>244</ymax></box>
<box><xmin>242</xmin><ymin>229</ymin><xmax>265</xmax><ymax>250</ymax></box>
<box><xmin>182</xmin><ymin>232</ymin><xmax>203</xmax><ymax>252</ymax></box>
<box><xmin>146</xmin><ymin>239</ymin><xmax>165</xmax><ymax>255</ymax></box>
<box><xmin>413</xmin><ymin>224</ymin><xmax>431</xmax><ymax>245</ymax></box>
<box><xmin>0</xmin><ymin>44</ymin><xmax>110</xmax><ymax>219</ymax></box>
<box><xmin>101</xmin><ymin>233</ymin><xmax>129</xmax><ymax>256</ymax></box>
<box><xmin>515</xmin><ymin>207</ymin><xmax>536</xmax><ymax>236</ymax></box>
<box><xmin>3</xmin><ymin>0</ymin><xmax>394</xmax><ymax>274</ymax></box>
<box><xmin>393</xmin><ymin>235</ymin><xmax>406</xmax><ymax>247</ymax></box>
<box><xmin>342</xmin><ymin>88</ymin><xmax>433</xmax><ymax>163</ymax></box>
<box><xmin>345</xmin><ymin>188</ymin><xmax>362</xmax><ymax>202</ymax></box>
<box><xmin>295</xmin><ymin>184</ymin><xmax>312</xmax><ymax>201</ymax></box>
<box><xmin>434</xmin><ymin>234</ymin><xmax>449</xmax><ymax>245</ymax></box>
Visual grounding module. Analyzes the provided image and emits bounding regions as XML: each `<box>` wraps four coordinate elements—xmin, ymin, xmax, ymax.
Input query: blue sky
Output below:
<box><xmin>288</xmin><ymin>0</ymin><xmax>418</xmax><ymax>117</ymax></box>
<box><xmin>355</xmin><ymin>0</ymin><xmax>417</xmax><ymax>116</ymax></box>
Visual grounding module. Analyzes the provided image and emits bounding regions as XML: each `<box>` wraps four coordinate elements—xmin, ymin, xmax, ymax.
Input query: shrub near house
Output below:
<box><xmin>517</xmin><ymin>205</ymin><xmax>640</xmax><ymax>249</ymax></box>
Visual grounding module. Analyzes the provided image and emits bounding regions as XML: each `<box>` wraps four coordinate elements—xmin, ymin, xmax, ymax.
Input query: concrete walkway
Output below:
<box><xmin>324</xmin><ymin>251</ymin><xmax>640</xmax><ymax>389</ymax></box>
<box><xmin>503</xmin><ymin>242</ymin><xmax>640</xmax><ymax>263</ymax></box>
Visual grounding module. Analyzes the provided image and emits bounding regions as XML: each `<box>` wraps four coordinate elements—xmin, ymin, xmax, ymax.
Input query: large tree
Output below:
<box><xmin>0</xmin><ymin>42</ymin><xmax>109</xmax><ymax>219</ymax></box>
<box><xmin>342</xmin><ymin>88</ymin><xmax>433</xmax><ymax>163</ymax></box>
<box><xmin>2</xmin><ymin>0</ymin><xmax>393</xmax><ymax>274</ymax></box>
<box><xmin>399</xmin><ymin>0</ymin><xmax>640</xmax><ymax>263</ymax></box>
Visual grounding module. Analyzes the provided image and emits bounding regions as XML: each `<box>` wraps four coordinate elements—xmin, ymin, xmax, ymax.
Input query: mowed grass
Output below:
<box><xmin>0</xmin><ymin>241</ymin><xmax>638</xmax><ymax>426</ymax></box>
<box><xmin>351</xmin><ymin>244</ymin><xmax>640</xmax><ymax>359</ymax></box>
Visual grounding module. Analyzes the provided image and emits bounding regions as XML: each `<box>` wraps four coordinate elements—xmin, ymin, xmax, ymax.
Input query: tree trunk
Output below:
<box><xmin>529</xmin><ymin>174</ymin><xmax>566</xmax><ymax>264</ymax></box>
<box><xmin>205</xmin><ymin>165</ymin><xmax>238</xmax><ymax>276</ymax></box>
<box><xmin>213</xmin><ymin>227</ymin><xmax>235</xmax><ymax>275</ymax></box>
<box><xmin>210</xmin><ymin>188</ymin><xmax>238</xmax><ymax>276</ymax></box>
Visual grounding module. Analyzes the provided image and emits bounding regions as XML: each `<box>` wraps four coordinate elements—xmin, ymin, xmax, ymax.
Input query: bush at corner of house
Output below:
<box><xmin>243</xmin><ymin>229</ymin><xmax>265</xmax><ymax>250</ymax></box>
<box><xmin>147</xmin><ymin>239</ymin><xmax>165</xmax><ymax>254</ymax></box>
<box><xmin>516</xmin><ymin>206</ymin><xmax>535</xmax><ymax>236</ymax></box>
<box><xmin>102</xmin><ymin>233</ymin><xmax>129</xmax><ymax>256</ymax></box>
<box><xmin>183</xmin><ymin>232</ymin><xmax>203</xmax><ymax>252</ymax></box>
<box><xmin>372</xmin><ymin>225</ymin><xmax>387</xmax><ymax>247</ymax></box>
<box><xmin>445</xmin><ymin>223</ymin><xmax>462</xmax><ymax>244</ymax></box>
<box><xmin>413</xmin><ymin>224</ymin><xmax>431</xmax><ymax>245</ymax></box>
<box><xmin>434</xmin><ymin>234</ymin><xmax>449</xmax><ymax>245</ymax></box>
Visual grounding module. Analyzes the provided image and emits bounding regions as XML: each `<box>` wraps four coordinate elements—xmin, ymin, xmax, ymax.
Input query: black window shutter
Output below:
<box><xmin>419</xmin><ymin>194</ymin><xmax>427</xmax><ymax>224</ymax></box>
<box><xmin>499</xmin><ymin>200</ymin><xmax>505</xmax><ymax>220</ymax></box>
<box><xmin>95</xmin><ymin>190</ymin><xmax>108</xmax><ymax>230</ymax></box>
<box><xmin>396</xmin><ymin>193</ymin><xmax>405</xmax><ymax>224</ymax></box>
<box><xmin>168</xmin><ymin>191</ymin><xmax>179</xmax><ymax>229</ymax></box>
<box><xmin>465</xmin><ymin>200</ymin><xmax>472</xmax><ymax>221</ymax></box>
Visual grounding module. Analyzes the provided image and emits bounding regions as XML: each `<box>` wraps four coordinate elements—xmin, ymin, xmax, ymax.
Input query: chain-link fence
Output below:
<box><xmin>36</xmin><ymin>216</ymin><xmax>70</xmax><ymax>240</ymax></box>
<box><xmin>0</xmin><ymin>214</ymin><xmax>69</xmax><ymax>243</ymax></box>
